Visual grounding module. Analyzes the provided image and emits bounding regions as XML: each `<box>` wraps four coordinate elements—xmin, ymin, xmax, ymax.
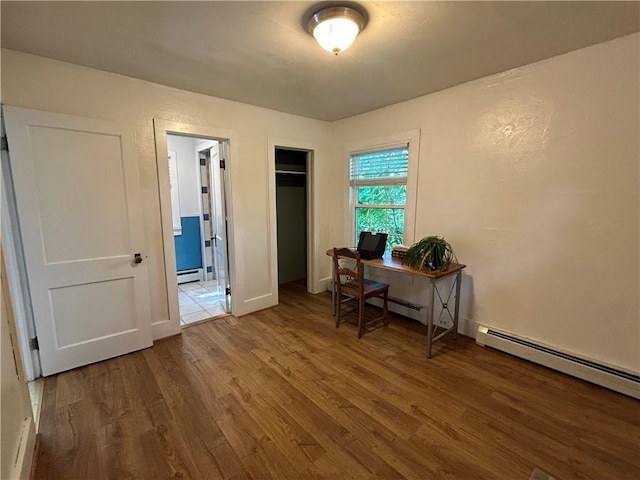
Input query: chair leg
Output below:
<box><xmin>382</xmin><ymin>290</ymin><xmax>389</xmax><ymax>326</ymax></box>
<box><xmin>357</xmin><ymin>296</ymin><xmax>365</xmax><ymax>338</ymax></box>
<box><xmin>335</xmin><ymin>293</ymin><xmax>341</xmax><ymax>328</ymax></box>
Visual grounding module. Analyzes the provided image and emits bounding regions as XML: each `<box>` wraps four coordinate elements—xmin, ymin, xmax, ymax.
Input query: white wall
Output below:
<box><xmin>332</xmin><ymin>34</ymin><xmax>640</xmax><ymax>373</ymax></box>
<box><xmin>167</xmin><ymin>134</ymin><xmax>201</xmax><ymax>217</ymax></box>
<box><xmin>1</xmin><ymin>49</ymin><xmax>337</xmax><ymax>319</ymax></box>
<box><xmin>2</xmin><ymin>34</ymin><xmax>638</xmax><ymax>373</ymax></box>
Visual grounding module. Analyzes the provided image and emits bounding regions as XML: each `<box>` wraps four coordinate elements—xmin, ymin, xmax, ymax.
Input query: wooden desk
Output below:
<box><xmin>327</xmin><ymin>250</ymin><xmax>466</xmax><ymax>358</ymax></box>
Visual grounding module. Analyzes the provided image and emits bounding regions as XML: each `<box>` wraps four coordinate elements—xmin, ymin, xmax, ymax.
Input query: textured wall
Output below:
<box><xmin>2</xmin><ymin>34</ymin><xmax>638</xmax><ymax>371</ymax></box>
<box><xmin>1</xmin><ymin>49</ymin><xmax>335</xmax><ymax>319</ymax></box>
<box><xmin>332</xmin><ymin>34</ymin><xmax>640</xmax><ymax>372</ymax></box>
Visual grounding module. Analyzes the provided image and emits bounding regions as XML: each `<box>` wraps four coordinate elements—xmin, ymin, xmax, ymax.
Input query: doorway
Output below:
<box><xmin>275</xmin><ymin>147</ymin><xmax>310</xmax><ymax>289</ymax></box>
<box><xmin>166</xmin><ymin>133</ymin><xmax>231</xmax><ymax>327</ymax></box>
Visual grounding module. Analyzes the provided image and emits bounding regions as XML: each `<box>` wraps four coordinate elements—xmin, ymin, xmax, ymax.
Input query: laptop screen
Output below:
<box><xmin>357</xmin><ymin>232</ymin><xmax>388</xmax><ymax>258</ymax></box>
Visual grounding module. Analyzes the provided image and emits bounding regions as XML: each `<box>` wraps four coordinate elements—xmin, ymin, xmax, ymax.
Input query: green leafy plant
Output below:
<box><xmin>402</xmin><ymin>236</ymin><xmax>456</xmax><ymax>271</ymax></box>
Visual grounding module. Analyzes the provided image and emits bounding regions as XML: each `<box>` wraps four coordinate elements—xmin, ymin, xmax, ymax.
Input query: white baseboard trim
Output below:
<box><xmin>476</xmin><ymin>325</ymin><xmax>640</xmax><ymax>399</ymax></box>
<box><xmin>321</xmin><ymin>276</ymin><xmax>332</xmax><ymax>290</ymax></box>
<box><xmin>8</xmin><ymin>417</ymin><xmax>36</xmax><ymax>480</ymax></box>
<box><xmin>27</xmin><ymin>379</ymin><xmax>44</xmax><ymax>433</ymax></box>
<box><xmin>457</xmin><ymin>317</ymin><xmax>477</xmax><ymax>338</ymax></box>
<box><xmin>152</xmin><ymin>318</ymin><xmax>180</xmax><ymax>340</ymax></box>
<box><xmin>314</xmin><ymin>276</ymin><xmax>332</xmax><ymax>294</ymax></box>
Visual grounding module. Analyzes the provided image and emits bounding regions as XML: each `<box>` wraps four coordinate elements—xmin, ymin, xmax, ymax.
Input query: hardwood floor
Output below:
<box><xmin>34</xmin><ymin>282</ymin><xmax>639</xmax><ymax>479</ymax></box>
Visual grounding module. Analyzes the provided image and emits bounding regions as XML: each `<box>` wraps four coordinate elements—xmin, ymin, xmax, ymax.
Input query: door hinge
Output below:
<box><xmin>1</xmin><ymin>135</ymin><xmax>8</xmax><ymax>152</ymax></box>
<box><xmin>30</xmin><ymin>337</ymin><xmax>39</xmax><ymax>350</ymax></box>
<box><xmin>220</xmin><ymin>158</ymin><xmax>226</xmax><ymax>169</ymax></box>
<box><xmin>225</xmin><ymin>286</ymin><xmax>231</xmax><ymax>296</ymax></box>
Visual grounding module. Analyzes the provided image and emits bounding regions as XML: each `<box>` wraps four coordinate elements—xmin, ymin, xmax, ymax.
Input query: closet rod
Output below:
<box><xmin>275</xmin><ymin>169</ymin><xmax>306</xmax><ymax>175</ymax></box>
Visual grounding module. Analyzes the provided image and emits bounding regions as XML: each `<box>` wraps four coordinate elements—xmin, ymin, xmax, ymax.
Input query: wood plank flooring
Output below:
<box><xmin>34</xmin><ymin>282</ymin><xmax>640</xmax><ymax>479</ymax></box>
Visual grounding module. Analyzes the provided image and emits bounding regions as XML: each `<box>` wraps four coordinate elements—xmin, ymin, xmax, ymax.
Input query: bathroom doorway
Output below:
<box><xmin>167</xmin><ymin>134</ymin><xmax>231</xmax><ymax>326</ymax></box>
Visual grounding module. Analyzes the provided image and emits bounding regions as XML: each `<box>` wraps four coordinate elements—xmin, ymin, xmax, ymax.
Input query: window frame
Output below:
<box><xmin>351</xmin><ymin>152</ymin><xmax>408</xmax><ymax>250</ymax></box>
<box><xmin>345</xmin><ymin>130</ymin><xmax>420</xmax><ymax>249</ymax></box>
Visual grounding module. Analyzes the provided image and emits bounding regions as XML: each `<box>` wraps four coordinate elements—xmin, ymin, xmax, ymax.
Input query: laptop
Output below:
<box><xmin>357</xmin><ymin>231</ymin><xmax>388</xmax><ymax>260</ymax></box>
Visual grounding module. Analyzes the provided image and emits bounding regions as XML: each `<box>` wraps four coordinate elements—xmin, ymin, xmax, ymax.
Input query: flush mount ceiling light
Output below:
<box><xmin>306</xmin><ymin>5</ymin><xmax>367</xmax><ymax>55</ymax></box>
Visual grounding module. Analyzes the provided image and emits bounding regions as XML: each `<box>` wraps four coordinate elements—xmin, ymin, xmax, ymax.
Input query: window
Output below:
<box><xmin>350</xmin><ymin>146</ymin><xmax>409</xmax><ymax>251</ymax></box>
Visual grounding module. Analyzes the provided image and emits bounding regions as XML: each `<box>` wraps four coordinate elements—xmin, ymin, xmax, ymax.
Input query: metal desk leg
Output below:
<box><xmin>453</xmin><ymin>271</ymin><xmax>462</xmax><ymax>340</ymax></box>
<box><xmin>426</xmin><ymin>278</ymin><xmax>435</xmax><ymax>358</ymax></box>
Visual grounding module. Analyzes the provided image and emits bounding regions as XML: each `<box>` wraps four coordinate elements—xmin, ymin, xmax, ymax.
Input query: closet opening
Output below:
<box><xmin>275</xmin><ymin>147</ymin><xmax>311</xmax><ymax>292</ymax></box>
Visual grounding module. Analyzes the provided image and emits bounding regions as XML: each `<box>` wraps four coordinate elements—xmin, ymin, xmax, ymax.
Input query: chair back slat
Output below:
<box><xmin>332</xmin><ymin>247</ymin><xmax>364</xmax><ymax>295</ymax></box>
<box><xmin>331</xmin><ymin>246</ymin><xmax>390</xmax><ymax>338</ymax></box>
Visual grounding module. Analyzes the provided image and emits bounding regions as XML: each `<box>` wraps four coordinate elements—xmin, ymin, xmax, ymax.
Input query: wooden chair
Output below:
<box><xmin>332</xmin><ymin>247</ymin><xmax>389</xmax><ymax>338</ymax></box>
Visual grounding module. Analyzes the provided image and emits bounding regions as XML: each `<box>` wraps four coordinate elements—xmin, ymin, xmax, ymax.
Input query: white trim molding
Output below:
<box><xmin>7</xmin><ymin>417</ymin><xmax>37</xmax><ymax>480</ymax></box>
<box><xmin>153</xmin><ymin>118</ymin><xmax>238</xmax><ymax>337</ymax></box>
<box><xmin>267</xmin><ymin>137</ymin><xmax>319</xmax><ymax>297</ymax></box>
<box><xmin>343</xmin><ymin>129</ymin><xmax>421</xmax><ymax>248</ymax></box>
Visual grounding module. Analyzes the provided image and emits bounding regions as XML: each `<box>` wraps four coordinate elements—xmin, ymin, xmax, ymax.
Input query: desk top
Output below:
<box><xmin>326</xmin><ymin>249</ymin><xmax>466</xmax><ymax>279</ymax></box>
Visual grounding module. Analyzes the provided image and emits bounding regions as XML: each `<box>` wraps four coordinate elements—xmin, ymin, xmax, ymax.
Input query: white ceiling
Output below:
<box><xmin>2</xmin><ymin>1</ymin><xmax>638</xmax><ymax>121</ymax></box>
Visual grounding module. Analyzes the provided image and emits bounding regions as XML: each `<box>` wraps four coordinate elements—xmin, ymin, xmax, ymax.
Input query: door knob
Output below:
<box><xmin>134</xmin><ymin>253</ymin><xmax>143</xmax><ymax>264</ymax></box>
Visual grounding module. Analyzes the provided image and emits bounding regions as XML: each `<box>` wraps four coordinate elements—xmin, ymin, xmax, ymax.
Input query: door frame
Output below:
<box><xmin>268</xmin><ymin>138</ymin><xmax>316</xmax><ymax>299</ymax></box>
<box><xmin>153</xmin><ymin>119</ymin><xmax>237</xmax><ymax>333</ymax></box>
<box><xmin>195</xmin><ymin>139</ymin><xmax>231</xmax><ymax>312</ymax></box>
<box><xmin>1</xmin><ymin>142</ymin><xmax>40</xmax><ymax>380</ymax></box>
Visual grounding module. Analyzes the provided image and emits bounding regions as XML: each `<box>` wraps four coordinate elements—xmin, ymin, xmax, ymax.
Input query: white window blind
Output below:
<box><xmin>350</xmin><ymin>146</ymin><xmax>409</xmax><ymax>185</ymax></box>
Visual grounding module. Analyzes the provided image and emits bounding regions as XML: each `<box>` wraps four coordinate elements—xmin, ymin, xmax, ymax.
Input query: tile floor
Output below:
<box><xmin>178</xmin><ymin>280</ymin><xmax>228</xmax><ymax>326</ymax></box>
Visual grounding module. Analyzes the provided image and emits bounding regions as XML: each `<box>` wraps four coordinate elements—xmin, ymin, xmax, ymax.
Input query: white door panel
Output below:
<box><xmin>4</xmin><ymin>106</ymin><xmax>152</xmax><ymax>376</ymax></box>
<box><xmin>32</xmin><ymin>126</ymin><xmax>130</xmax><ymax>262</ymax></box>
<box><xmin>50</xmin><ymin>278</ymin><xmax>137</xmax><ymax>346</ymax></box>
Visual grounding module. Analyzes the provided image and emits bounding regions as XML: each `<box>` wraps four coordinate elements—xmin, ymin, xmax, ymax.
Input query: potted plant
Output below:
<box><xmin>402</xmin><ymin>236</ymin><xmax>456</xmax><ymax>271</ymax></box>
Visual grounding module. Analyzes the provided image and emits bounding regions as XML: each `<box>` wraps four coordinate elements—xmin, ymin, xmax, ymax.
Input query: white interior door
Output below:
<box><xmin>212</xmin><ymin>142</ymin><xmax>231</xmax><ymax>312</ymax></box>
<box><xmin>4</xmin><ymin>106</ymin><xmax>153</xmax><ymax>376</ymax></box>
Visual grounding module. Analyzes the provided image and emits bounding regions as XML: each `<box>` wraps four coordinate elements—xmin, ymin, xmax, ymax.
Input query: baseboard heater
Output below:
<box><xmin>176</xmin><ymin>268</ymin><xmax>203</xmax><ymax>284</ymax></box>
<box><xmin>329</xmin><ymin>281</ymin><xmax>422</xmax><ymax>311</ymax></box>
<box><xmin>476</xmin><ymin>326</ymin><xmax>639</xmax><ymax>399</ymax></box>
<box><xmin>387</xmin><ymin>296</ymin><xmax>422</xmax><ymax>311</ymax></box>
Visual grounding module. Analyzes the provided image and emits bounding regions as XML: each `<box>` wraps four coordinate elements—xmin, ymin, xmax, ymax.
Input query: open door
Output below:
<box><xmin>212</xmin><ymin>141</ymin><xmax>231</xmax><ymax>312</ymax></box>
<box><xmin>3</xmin><ymin>106</ymin><xmax>153</xmax><ymax>376</ymax></box>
